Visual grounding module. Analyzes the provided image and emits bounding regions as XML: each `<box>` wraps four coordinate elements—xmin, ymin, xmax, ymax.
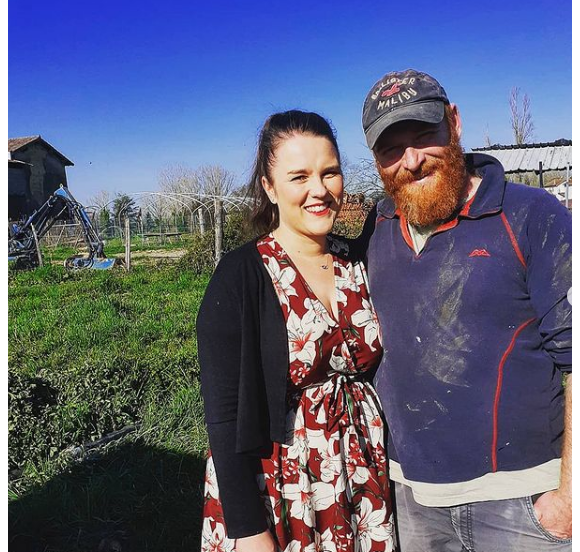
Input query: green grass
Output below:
<box><xmin>9</xmin><ymin>263</ymin><xmax>211</xmax><ymax>551</ymax></box>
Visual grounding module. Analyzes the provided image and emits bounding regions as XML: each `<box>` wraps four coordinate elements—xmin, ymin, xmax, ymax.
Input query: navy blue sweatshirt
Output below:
<box><xmin>360</xmin><ymin>154</ymin><xmax>571</xmax><ymax>487</ymax></box>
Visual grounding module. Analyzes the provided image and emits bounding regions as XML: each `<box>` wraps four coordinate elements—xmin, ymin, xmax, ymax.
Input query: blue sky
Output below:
<box><xmin>9</xmin><ymin>0</ymin><xmax>572</xmax><ymax>203</ymax></box>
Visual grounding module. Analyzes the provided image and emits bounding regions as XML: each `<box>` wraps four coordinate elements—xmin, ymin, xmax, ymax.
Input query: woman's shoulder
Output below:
<box><xmin>198</xmin><ymin>239</ymin><xmax>263</xmax><ymax>324</ymax></box>
<box><xmin>218</xmin><ymin>238</ymin><xmax>260</xmax><ymax>264</ymax></box>
<box><xmin>210</xmin><ymin>238</ymin><xmax>265</xmax><ymax>288</ymax></box>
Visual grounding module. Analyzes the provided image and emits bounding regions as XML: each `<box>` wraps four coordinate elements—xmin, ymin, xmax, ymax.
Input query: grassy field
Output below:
<box><xmin>40</xmin><ymin>236</ymin><xmax>191</xmax><ymax>264</ymax></box>
<box><xmin>9</xmin><ymin>262</ymin><xmax>211</xmax><ymax>552</ymax></box>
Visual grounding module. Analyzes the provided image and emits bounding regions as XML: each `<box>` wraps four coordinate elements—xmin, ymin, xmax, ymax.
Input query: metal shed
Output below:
<box><xmin>472</xmin><ymin>140</ymin><xmax>572</xmax><ymax>209</ymax></box>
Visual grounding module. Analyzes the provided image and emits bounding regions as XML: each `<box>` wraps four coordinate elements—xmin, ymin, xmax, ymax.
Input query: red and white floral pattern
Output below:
<box><xmin>202</xmin><ymin>235</ymin><xmax>394</xmax><ymax>552</ymax></box>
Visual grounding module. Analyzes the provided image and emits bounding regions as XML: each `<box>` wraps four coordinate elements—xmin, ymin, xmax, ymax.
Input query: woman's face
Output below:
<box><xmin>262</xmin><ymin>133</ymin><xmax>343</xmax><ymax>239</ymax></box>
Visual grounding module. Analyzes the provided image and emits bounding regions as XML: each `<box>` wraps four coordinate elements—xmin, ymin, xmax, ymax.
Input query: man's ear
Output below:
<box><xmin>448</xmin><ymin>103</ymin><xmax>463</xmax><ymax>140</ymax></box>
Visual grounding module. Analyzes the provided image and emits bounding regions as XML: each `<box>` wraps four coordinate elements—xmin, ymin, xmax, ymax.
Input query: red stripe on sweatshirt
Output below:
<box><xmin>500</xmin><ymin>212</ymin><xmax>526</xmax><ymax>269</ymax></box>
<box><xmin>491</xmin><ymin>317</ymin><xmax>536</xmax><ymax>472</ymax></box>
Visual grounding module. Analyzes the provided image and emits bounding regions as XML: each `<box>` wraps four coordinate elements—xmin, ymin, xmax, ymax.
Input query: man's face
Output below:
<box><xmin>373</xmin><ymin>108</ymin><xmax>467</xmax><ymax>227</ymax></box>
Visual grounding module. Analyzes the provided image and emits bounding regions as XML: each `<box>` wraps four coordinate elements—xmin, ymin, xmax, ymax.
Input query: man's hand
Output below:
<box><xmin>533</xmin><ymin>489</ymin><xmax>572</xmax><ymax>539</ymax></box>
<box><xmin>235</xmin><ymin>529</ymin><xmax>277</xmax><ymax>552</ymax></box>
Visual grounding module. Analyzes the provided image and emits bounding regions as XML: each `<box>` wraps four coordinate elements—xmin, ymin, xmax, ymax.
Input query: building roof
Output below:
<box><xmin>471</xmin><ymin>140</ymin><xmax>572</xmax><ymax>174</ymax></box>
<box><xmin>8</xmin><ymin>135</ymin><xmax>74</xmax><ymax>166</ymax></box>
<box><xmin>8</xmin><ymin>136</ymin><xmax>40</xmax><ymax>152</ymax></box>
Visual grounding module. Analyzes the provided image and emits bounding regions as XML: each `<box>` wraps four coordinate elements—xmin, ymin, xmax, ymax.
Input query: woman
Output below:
<box><xmin>198</xmin><ymin>110</ymin><xmax>394</xmax><ymax>552</ymax></box>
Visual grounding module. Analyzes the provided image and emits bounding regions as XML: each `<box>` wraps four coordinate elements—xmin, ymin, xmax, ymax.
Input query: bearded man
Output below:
<box><xmin>357</xmin><ymin>69</ymin><xmax>572</xmax><ymax>551</ymax></box>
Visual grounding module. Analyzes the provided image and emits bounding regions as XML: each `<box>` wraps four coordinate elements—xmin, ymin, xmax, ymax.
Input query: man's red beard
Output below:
<box><xmin>379</xmin><ymin>134</ymin><xmax>467</xmax><ymax>227</ymax></box>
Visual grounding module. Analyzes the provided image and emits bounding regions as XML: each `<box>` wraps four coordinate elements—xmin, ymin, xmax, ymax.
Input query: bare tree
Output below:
<box><xmin>142</xmin><ymin>194</ymin><xmax>172</xmax><ymax>233</ymax></box>
<box><xmin>87</xmin><ymin>189</ymin><xmax>111</xmax><ymax>211</ymax></box>
<box><xmin>342</xmin><ymin>159</ymin><xmax>385</xmax><ymax>202</ymax></box>
<box><xmin>198</xmin><ymin>165</ymin><xmax>236</xmax><ymax>258</ymax></box>
<box><xmin>483</xmin><ymin>124</ymin><xmax>493</xmax><ymax>147</ymax></box>
<box><xmin>158</xmin><ymin>163</ymin><xmax>237</xmax><ymax>200</ymax></box>
<box><xmin>158</xmin><ymin>164</ymin><xmax>201</xmax><ymax>213</ymax></box>
<box><xmin>199</xmin><ymin>165</ymin><xmax>236</xmax><ymax>197</ymax></box>
<box><xmin>86</xmin><ymin>189</ymin><xmax>112</xmax><ymax>234</ymax></box>
<box><xmin>509</xmin><ymin>87</ymin><xmax>535</xmax><ymax>145</ymax></box>
<box><xmin>158</xmin><ymin>164</ymin><xmax>206</xmax><ymax>233</ymax></box>
<box><xmin>158</xmin><ymin>164</ymin><xmax>201</xmax><ymax>196</ymax></box>
<box><xmin>156</xmin><ymin>164</ymin><xmax>238</xmax><ymax>235</ymax></box>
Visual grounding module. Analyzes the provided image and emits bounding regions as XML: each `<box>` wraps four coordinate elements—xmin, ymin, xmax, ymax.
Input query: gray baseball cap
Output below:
<box><xmin>362</xmin><ymin>69</ymin><xmax>450</xmax><ymax>150</ymax></box>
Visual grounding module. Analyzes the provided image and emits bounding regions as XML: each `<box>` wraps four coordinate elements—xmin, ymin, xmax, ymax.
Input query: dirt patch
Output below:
<box><xmin>131</xmin><ymin>249</ymin><xmax>187</xmax><ymax>260</ymax></box>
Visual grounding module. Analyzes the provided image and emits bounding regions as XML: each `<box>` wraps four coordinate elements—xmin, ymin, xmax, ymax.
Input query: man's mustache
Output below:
<box><xmin>391</xmin><ymin>160</ymin><xmax>442</xmax><ymax>188</ymax></box>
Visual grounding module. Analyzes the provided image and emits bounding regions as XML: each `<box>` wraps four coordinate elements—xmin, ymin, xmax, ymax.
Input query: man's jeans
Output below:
<box><xmin>394</xmin><ymin>482</ymin><xmax>572</xmax><ymax>551</ymax></box>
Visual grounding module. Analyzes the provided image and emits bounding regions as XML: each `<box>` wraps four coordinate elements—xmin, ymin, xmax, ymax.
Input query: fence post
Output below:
<box><xmin>199</xmin><ymin>208</ymin><xmax>206</xmax><ymax>234</ymax></box>
<box><xmin>31</xmin><ymin>224</ymin><xmax>43</xmax><ymax>267</ymax></box>
<box><xmin>214</xmin><ymin>198</ymin><xmax>223</xmax><ymax>265</ymax></box>
<box><xmin>124</xmin><ymin>217</ymin><xmax>131</xmax><ymax>271</ymax></box>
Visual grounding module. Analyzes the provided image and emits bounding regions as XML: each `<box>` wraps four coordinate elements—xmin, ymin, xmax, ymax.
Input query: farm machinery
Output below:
<box><xmin>8</xmin><ymin>185</ymin><xmax>117</xmax><ymax>270</ymax></box>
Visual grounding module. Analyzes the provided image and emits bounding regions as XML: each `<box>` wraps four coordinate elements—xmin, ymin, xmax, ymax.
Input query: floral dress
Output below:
<box><xmin>201</xmin><ymin>234</ymin><xmax>395</xmax><ymax>552</ymax></box>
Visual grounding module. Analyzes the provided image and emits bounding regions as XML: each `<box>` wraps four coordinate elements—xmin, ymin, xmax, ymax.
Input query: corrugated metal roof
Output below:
<box><xmin>471</xmin><ymin>141</ymin><xmax>572</xmax><ymax>173</ymax></box>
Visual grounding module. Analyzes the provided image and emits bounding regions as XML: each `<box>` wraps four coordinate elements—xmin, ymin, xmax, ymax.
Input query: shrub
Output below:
<box><xmin>223</xmin><ymin>209</ymin><xmax>256</xmax><ymax>253</ymax></box>
<box><xmin>8</xmin><ymin>371</ymin><xmax>58</xmax><ymax>473</ymax></box>
<box><xmin>332</xmin><ymin>218</ymin><xmax>366</xmax><ymax>239</ymax></box>
<box><xmin>179</xmin><ymin>210</ymin><xmax>256</xmax><ymax>273</ymax></box>
<box><xmin>178</xmin><ymin>231</ymin><xmax>215</xmax><ymax>274</ymax></box>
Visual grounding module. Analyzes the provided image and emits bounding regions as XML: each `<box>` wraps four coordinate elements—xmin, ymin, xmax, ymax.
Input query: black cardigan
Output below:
<box><xmin>196</xmin><ymin>240</ymin><xmax>289</xmax><ymax>538</ymax></box>
<box><xmin>196</xmin><ymin>237</ymin><xmax>364</xmax><ymax>538</ymax></box>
